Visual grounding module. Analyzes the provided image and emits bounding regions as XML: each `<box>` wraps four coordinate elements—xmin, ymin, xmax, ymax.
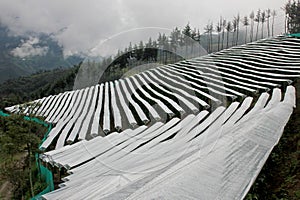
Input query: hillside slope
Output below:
<box><xmin>0</xmin><ymin>64</ymin><xmax>80</xmax><ymax>110</ymax></box>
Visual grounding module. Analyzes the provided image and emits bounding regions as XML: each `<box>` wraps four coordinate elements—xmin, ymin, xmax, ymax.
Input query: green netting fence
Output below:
<box><xmin>0</xmin><ymin>110</ymin><xmax>54</xmax><ymax>199</ymax></box>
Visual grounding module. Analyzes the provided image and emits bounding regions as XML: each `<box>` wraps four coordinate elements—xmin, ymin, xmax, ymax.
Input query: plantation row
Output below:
<box><xmin>40</xmin><ymin>86</ymin><xmax>295</xmax><ymax>199</ymax></box>
<box><xmin>5</xmin><ymin>35</ymin><xmax>300</xmax><ymax>151</ymax></box>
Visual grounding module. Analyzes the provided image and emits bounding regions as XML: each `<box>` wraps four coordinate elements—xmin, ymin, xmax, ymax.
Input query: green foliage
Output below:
<box><xmin>0</xmin><ymin>115</ymin><xmax>41</xmax><ymax>156</ymax></box>
<box><xmin>0</xmin><ymin>64</ymin><xmax>80</xmax><ymax>110</ymax></box>
<box><xmin>245</xmin><ymin>81</ymin><xmax>300</xmax><ymax>200</ymax></box>
<box><xmin>285</xmin><ymin>0</ymin><xmax>300</xmax><ymax>33</ymax></box>
<box><xmin>0</xmin><ymin>114</ymin><xmax>47</xmax><ymax>199</ymax></box>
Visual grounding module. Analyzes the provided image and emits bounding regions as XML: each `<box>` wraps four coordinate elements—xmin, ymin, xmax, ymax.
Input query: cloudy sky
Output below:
<box><xmin>0</xmin><ymin>0</ymin><xmax>286</xmax><ymax>57</ymax></box>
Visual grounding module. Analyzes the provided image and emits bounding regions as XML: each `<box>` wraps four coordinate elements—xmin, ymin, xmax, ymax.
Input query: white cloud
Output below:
<box><xmin>0</xmin><ymin>0</ymin><xmax>286</xmax><ymax>57</ymax></box>
<box><xmin>11</xmin><ymin>37</ymin><xmax>49</xmax><ymax>58</ymax></box>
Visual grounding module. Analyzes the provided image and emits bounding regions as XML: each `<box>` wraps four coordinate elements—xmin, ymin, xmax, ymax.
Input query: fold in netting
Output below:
<box><xmin>40</xmin><ymin>86</ymin><xmax>295</xmax><ymax>200</ymax></box>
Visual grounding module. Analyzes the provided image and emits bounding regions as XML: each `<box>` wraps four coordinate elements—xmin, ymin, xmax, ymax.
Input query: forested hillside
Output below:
<box><xmin>0</xmin><ymin>63</ymin><xmax>81</xmax><ymax>110</ymax></box>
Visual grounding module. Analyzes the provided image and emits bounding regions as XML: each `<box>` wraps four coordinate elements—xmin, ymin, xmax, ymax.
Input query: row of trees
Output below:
<box><xmin>113</xmin><ymin>8</ymin><xmax>278</xmax><ymax>60</ymax></box>
<box><xmin>95</xmin><ymin>7</ymin><xmax>279</xmax><ymax>83</ymax></box>
<box><xmin>205</xmin><ymin>8</ymin><xmax>277</xmax><ymax>52</ymax></box>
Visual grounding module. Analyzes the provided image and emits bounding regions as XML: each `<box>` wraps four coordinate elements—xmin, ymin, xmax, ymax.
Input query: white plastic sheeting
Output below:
<box><xmin>91</xmin><ymin>84</ymin><xmax>104</xmax><ymax>137</ymax></box>
<box><xmin>5</xmin><ymin>35</ymin><xmax>300</xmax><ymax>151</ymax></box>
<box><xmin>140</xmin><ymin>72</ymin><xmax>199</xmax><ymax>113</ymax></box>
<box><xmin>41</xmin><ymin>86</ymin><xmax>296</xmax><ymax>199</ymax></box>
<box><xmin>114</xmin><ymin>80</ymin><xmax>137</xmax><ymax>127</ymax></box>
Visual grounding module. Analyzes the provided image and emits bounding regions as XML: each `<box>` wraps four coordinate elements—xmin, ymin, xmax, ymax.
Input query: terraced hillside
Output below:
<box><xmin>6</xmin><ymin>35</ymin><xmax>300</xmax><ymax>199</ymax></box>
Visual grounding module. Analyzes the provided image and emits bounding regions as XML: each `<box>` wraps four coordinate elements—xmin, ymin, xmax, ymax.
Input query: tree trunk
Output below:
<box><xmin>207</xmin><ymin>33</ymin><xmax>210</xmax><ymax>53</ymax></box>
<box><xmin>236</xmin><ymin>27</ymin><xmax>239</xmax><ymax>46</ymax></box>
<box><xmin>217</xmin><ymin>33</ymin><xmax>220</xmax><ymax>51</ymax></box>
<box><xmin>210</xmin><ymin>32</ymin><xmax>213</xmax><ymax>52</ymax></box>
<box><xmin>261</xmin><ymin>23</ymin><xmax>264</xmax><ymax>39</ymax></box>
<box><xmin>267</xmin><ymin>18</ymin><xmax>270</xmax><ymax>37</ymax></box>
<box><xmin>272</xmin><ymin>16</ymin><xmax>275</xmax><ymax>36</ymax></box>
<box><xmin>250</xmin><ymin>20</ymin><xmax>254</xmax><ymax>42</ymax></box>
<box><xmin>256</xmin><ymin>22</ymin><xmax>259</xmax><ymax>41</ymax></box>
<box><xmin>245</xmin><ymin>27</ymin><xmax>248</xmax><ymax>44</ymax></box>
<box><xmin>227</xmin><ymin>32</ymin><xmax>230</xmax><ymax>48</ymax></box>
<box><xmin>285</xmin><ymin>15</ymin><xmax>287</xmax><ymax>34</ymax></box>
<box><xmin>221</xmin><ymin>30</ymin><xmax>225</xmax><ymax>50</ymax></box>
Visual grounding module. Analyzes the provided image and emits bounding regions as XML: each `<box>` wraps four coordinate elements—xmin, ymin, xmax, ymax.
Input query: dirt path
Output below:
<box><xmin>0</xmin><ymin>181</ymin><xmax>12</xmax><ymax>200</ymax></box>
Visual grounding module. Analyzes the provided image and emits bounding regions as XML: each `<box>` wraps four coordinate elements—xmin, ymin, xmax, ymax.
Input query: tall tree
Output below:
<box><xmin>232</xmin><ymin>18</ymin><xmax>238</xmax><ymax>46</ymax></box>
<box><xmin>183</xmin><ymin>22</ymin><xmax>192</xmax><ymax>55</ymax></box>
<box><xmin>191</xmin><ymin>28</ymin><xmax>197</xmax><ymax>54</ymax></box>
<box><xmin>138</xmin><ymin>40</ymin><xmax>144</xmax><ymax>62</ymax></box>
<box><xmin>195</xmin><ymin>29</ymin><xmax>201</xmax><ymax>56</ymax></box>
<box><xmin>271</xmin><ymin>10</ymin><xmax>277</xmax><ymax>36</ymax></box>
<box><xmin>243</xmin><ymin>16</ymin><xmax>250</xmax><ymax>43</ymax></box>
<box><xmin>249</xmin><ymin>11</ymin><xmax>255</xmax><ymax>42</ymax></box>
<box><xmin>216</xmin><ymin>20</ymin><xmax>222</xmax><ymax>51</ymax></box>
<box><xmin>204</xmin><ymin>23</ymin><xmax>211</xmax><ymax>52</ymax></box>
<box><xmin>226</xmin><ymin>21</ymin><xmax>233</xmax><ymax>48</ymax></box>
<box><xmin>261</xmin><ymin>10</ymin><xmax>266</xmax><ymax>38</ymax></box>
<box><xmin>255</xmin><ymin>9</ymin><xmax>261</xmax><ymax>41</ymax></box>
<box><xmin>173</xmin><ymin>27</ymin><xmax>181</xmax><ymax>61</ymax></box>
<box><xmin>235</xmin><ymin>14</ymin><xmax>241</xmax><ymax>45</ymax></box>
<box><xmin>157</xmin><ymin>33</ymin><xmax>163</xmax><ymax>63</ymax></box>
<box><xmin>209</xmin><ymin>23</ymin><xmax>214</xmax><ymax>52</ymax></box>
<box><xmin>284</xmin><ymin>0</ymin><xmax>300</xmax><ymax>33</ymax></box>
<box><xmin>266</xmin><ymin>9</ymin><xmax>271</xmax><ymax>37</ymax></box>
<box><xmin>284</xmin><ymin>1</ymin><xmax>290</xmax><ymax>33</ymax></box>
<box><xmin>221</xmin><ymin>18</ymin><xmax>226</xmax><ymax>50</ymax></box>
<box><xmin>146</xmin><ymin>37</ymin><xmax>153</xmax><ymax>48</ymax></box>
<box><xmin>161</xmin><ymin>33</ymin><xmax>168</xmax><ymax>63</ymax></box>
<box><xmin>170</xmin><ymin>29</ymin><xmax>178</xmax><ymax>59</ymax></box>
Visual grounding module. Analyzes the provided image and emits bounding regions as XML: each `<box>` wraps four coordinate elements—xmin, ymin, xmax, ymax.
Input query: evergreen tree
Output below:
<box><xmin>216</xmin><ymin>20</ymin><xmax>222</xmax><ymax>51</ymax></box>
<box><xmin>170</xmin><ymin>28</ymin><xmax>179</xmax><ymax>59</ymax></box>
<box><xmin>191</xmin><ymin>28</ymin><xmax>197</xmax><ymax>54</ymax></box>
<box><xmin>243</xmin><ymin>16</ymin><xmax>250</xmax><ymax>43</ymax></box>
<box><xmin>250</xmin><ymin>11</ymin><xmax>255</xmax><ymax>42</ymax></box>
<box><xmin>266</xmin><ymin>9</ymin><xmax>271</xmax><ymax>37</ymax></box>
<box><xmin>221</xmin><ymin>18</ymin><xmax>227</xmax><ymax>50</ymax></box>
<box><xmin>204</xmin><ymin>23</ymin><xmax>211</xmax><ymax>52</ymax></box>
<box><xmin>261</xmin><ymin>11</ymin><xmax>266</xmax><ymax>38</ymax></box>
<box><xmin>232</xmin><ymin>18</ymin><xmax>238</xmax><ymax>46</ymax></box>
<box><xmin>235</xmin><ymin>14</ymin><xmax>240</xmax><ymax>45</ymax></box>
<box><xmin>209</xmin><ymin>23</ymin><xmax>214</xmax><ymax>52</ymax></box>
<box><xmin>285</xmin><ymin>0</ymin><xmax>300</xmax><ymax>33</ymax></box>
<box><xmin>226</xmin><ymin>21</ymin><xmax>233</xmax><ymax>48</ymax></box>
<box><xmin>183</xmin><ymin>22</ymin><xmax>192</xmax><ymax>38</ymax></box>
<box><xmin>146</xmin><ymin>37</ymin><xmax>153</xmax><ymax>48</ymax></box>
<box><xmin>271</xmin><ymin>10</ymin><xmax>277</xmax><ymax>36</ymax></box>
<box><xmin>255</xmin><ymin>9</ymin><xmax>261</xmax><ymax>40</ymax></box>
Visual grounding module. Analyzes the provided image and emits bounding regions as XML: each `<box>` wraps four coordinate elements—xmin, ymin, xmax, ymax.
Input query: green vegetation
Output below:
<box><xmin>0</xmin><ymin>113</ymin><xmax>48</xmax><ymax>199</ymax></box>
<box><xmin>246</xmin><ymin>81</ymin><xmax>300</xmax><ymax>200</ymax></box>
<box><xmin>0</xmin><ymin>2</ymin><xmax>299</xmax><ymax>199</ymax></box>
<box><xmin>0</xmin><ymin>63</ymin><xmax>80</xmax><ymax>110</ymax></box>
<box><xmin>284</xmin><ymin>0</ymin><xmax>300</xmax><ymax>34</ymax></box>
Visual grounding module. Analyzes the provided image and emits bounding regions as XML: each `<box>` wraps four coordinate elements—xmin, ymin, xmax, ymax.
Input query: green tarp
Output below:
<box><xmin>289</xmin><ymin>33</ymin><xmax>300</xmax><ymax>37</ymax></box>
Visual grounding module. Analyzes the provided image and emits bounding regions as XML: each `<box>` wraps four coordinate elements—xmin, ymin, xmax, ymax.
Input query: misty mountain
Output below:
<box><xmin>0</xmin><ymin>25</ymin><xmax>82</xmax><ymax>83</ymax></box>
